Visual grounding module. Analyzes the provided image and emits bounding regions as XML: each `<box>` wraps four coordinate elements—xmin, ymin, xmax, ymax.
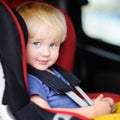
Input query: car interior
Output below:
<box><xmin>0</xmin><ymin>0</ymin><xmax>120</xmax><ymax>119</ymax></box>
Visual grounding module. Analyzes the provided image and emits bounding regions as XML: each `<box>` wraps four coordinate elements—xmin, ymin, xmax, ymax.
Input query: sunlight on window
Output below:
<box><xmin>81</xmin><ymin>0</ymin><xmax>120</xmax><ymax>46</ymax></box>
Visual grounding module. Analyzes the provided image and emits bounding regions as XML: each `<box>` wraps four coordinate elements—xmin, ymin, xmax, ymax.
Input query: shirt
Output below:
<box><xmin>28</xmin><ymin>68</ymin><xmax>80</xmax><ymax>108</ymax></box>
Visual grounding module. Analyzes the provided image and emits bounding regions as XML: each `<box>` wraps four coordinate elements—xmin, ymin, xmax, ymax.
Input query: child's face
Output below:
<box><xmin>26</xmin><ymin>24</ymin><xmax>61</xmax><ymax>71</ymax></box>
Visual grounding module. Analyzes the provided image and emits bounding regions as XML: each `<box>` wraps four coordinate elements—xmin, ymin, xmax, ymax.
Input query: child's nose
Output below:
<box><xmin>41</xmin><ymin>47</ymin><xmax>50</xmax><ymax>56</ymax></box>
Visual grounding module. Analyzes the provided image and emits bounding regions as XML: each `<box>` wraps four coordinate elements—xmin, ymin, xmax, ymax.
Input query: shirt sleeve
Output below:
<box><xmin>27</xmin><ymin>73</ymin><xmax>48</xmax><ymax>101</ymax></box>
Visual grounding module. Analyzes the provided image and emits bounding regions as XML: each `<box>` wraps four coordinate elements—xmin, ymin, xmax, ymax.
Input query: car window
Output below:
<box><xmin>81</xmin><ymin>0</ymin><xmax>120</xmax><ymax>46</ymax></box>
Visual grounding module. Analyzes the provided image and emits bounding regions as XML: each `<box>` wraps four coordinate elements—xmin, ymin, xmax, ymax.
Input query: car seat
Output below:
<box><xmin>0</xmin><ymin>0</ymin><xmax>88</xmax><ymax>120</ymax></box>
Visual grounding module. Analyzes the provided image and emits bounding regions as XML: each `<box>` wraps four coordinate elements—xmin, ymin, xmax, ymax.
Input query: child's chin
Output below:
<box><xmin>35</xmin><ymin>66</ymin><xmax>47</xmax><ymax>71</ymax></box>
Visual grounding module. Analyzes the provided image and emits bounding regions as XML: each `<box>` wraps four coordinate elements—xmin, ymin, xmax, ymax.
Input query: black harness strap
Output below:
<box><xmin>28</xmin><ymin>65</ymin><xmax>93</xmax><ymax>107</ymax></box>
<box><xmin>28</xmin><ymin>65</ymin><xmax>80</xmax><ymax>93</ymax></box>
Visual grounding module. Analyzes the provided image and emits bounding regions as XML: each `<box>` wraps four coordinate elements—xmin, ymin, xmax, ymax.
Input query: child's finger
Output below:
<box><xmin>96</xmin><ymin>94</ymin><xmax>104</xmax><ymax>101</ymax></box>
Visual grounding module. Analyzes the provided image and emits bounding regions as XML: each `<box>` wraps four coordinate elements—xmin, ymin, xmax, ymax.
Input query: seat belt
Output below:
<box><xmin>66</xmin><ymin>85</ymin><xmax>93</xmax><ymax>107</ymax></box>
<box><xmin>28</xmin><ymin>65</ymin><xmax>93</xmax><ymax>107</ymax></box>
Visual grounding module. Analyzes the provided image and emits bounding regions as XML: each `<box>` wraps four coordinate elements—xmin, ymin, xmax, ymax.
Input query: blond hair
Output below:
<box><xmin>17</xmin><ymin>1</ymin><xmax>67</xmax><ymax>43</ymax></box>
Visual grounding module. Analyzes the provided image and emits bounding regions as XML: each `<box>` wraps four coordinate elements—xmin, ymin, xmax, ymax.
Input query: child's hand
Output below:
<box><xmin>102</xmin><ymin>96</ymin><xmax>116</xmax><ymax>112</ymax></box>
<box><xmin>93</xmin><ymin>94</ymin><xmax>116</xmax><ymax>116</ymax></box>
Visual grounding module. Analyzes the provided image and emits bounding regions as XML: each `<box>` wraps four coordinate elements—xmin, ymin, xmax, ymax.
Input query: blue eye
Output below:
<box><xmin>50</xmin><ymin>43</ymin><xmax>57</xmax><ymax>48</ymax></box>
<box><xmin>33</xmin><ymin>42</ymin><xmax>40</xmax><ymax>47</ymax></box>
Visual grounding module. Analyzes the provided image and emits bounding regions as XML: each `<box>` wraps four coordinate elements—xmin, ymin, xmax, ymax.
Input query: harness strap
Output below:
<box><xmin>28</xmin><ymin>65</ymin><xmax>93</xmax><ymax>107</ymax></box>
<box><xmin>66</xmin><ymin>90</ymin><xmax>89</xmax><ymax>107</ymax></box>
<box><xmin>74</xmin><ymin>86</ymin><xmax>93</xmax><ymax>106</ymax></box>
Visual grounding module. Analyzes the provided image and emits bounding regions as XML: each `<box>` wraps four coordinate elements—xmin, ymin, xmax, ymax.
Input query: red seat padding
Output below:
<box><xmin>3</xmin><ymin>0</ymin><xmax>45</xmax><ymax>8</ymax></box>
<box><xmin>87</xmin><ymin>92</ymin><xmax>120</xmax><ymax>103</ymax></box>
<box><xmin>55</xmin><ymin>12</ymin><xmax>76</xmax><ymax>72</ymax></box>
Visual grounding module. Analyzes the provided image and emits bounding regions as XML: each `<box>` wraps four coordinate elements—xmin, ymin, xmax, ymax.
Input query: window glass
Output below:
<box><xmin>81</xmin><ymin>0</ymin><xmax>120</xmax><ymax>46</ymax></box>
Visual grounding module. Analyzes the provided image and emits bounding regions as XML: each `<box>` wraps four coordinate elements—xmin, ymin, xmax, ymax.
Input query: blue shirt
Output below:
<box><xmin>28</xmin><ymin>68</ymin><xmax>80</xmax><ymax>108</ymax></box>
